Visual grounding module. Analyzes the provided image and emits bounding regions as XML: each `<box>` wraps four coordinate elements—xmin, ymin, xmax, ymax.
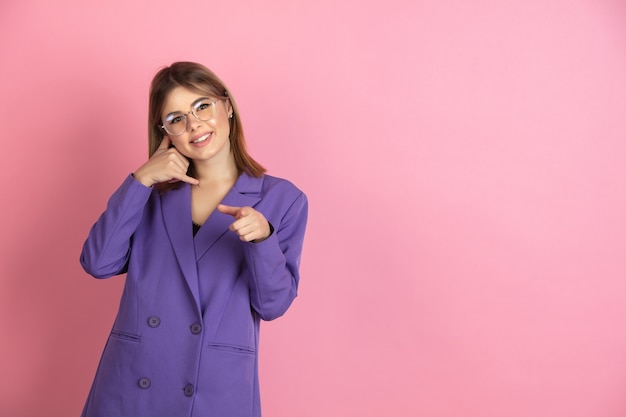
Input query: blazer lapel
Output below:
<box><xmin>194</xmin><ymin>173</ymin><xmax>263</xmax><ymax>261</ymax></box>
<box><xmin>161</xmin><ymin>184</ymin><xmax>202</xmax><ymax>310</ymax></box>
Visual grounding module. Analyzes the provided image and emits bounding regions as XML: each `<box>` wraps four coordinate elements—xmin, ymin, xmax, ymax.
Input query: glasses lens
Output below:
<box><xmin>163</xmin><ymin>113</ymin><xmax>187</xmax><ymax>136</ymax></box>
<box><xmin>193</xmin><ymin>100</ymin><xmax>215</xmax><ymax>121</ymax></box>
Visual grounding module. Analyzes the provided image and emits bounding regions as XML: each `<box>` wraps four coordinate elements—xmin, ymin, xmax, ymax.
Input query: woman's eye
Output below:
<box><xmin>197</xmin><ymin>103</ymin><xmax>210</xmax><ymax>111</ymax></box>
<box><xmin>169</xmin><ymin>115</ymin><xmax>184</xmax><ymax>125</ymax></box>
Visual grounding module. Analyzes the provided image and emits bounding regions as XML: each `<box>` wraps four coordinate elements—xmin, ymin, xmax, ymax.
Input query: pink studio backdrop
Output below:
<box><xmin>1</xmin><ymin>1</ymin><xmax>626</xmax><ymax>416</ymax></box>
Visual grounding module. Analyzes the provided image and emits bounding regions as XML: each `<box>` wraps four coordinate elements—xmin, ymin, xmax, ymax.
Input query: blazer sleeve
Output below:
<box><xmin>243</xmin><ymin>191</ymin><xmax>308</xmax><ymax>321</ymax></box>
<box><xmin>80</xmin><ymin>175</ymin><xmax>153</xmax><ymax>278</ymax></box>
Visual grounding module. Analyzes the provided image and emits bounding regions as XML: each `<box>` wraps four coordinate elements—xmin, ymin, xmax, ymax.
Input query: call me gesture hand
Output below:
<box><xmin>134</xmin><ymin>137</ymin><xmax>200</xmax><ymax>187</ymax></box>
<box><xmin>218</xmin><ymin>204</ymin><xmax>272</xmax><ymax>243</ymax></box>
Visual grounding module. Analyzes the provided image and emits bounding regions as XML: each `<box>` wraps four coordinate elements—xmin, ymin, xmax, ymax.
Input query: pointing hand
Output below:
<box><xmin>217</xmin><ymin>204</ymin><xmax>271</xmax><ymax>242</ymax></box>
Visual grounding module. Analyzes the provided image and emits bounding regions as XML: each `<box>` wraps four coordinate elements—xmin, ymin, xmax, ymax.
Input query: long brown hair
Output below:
<box><xmin>148</xmin><ymin>62</ymin><xmax>265</xmax><ymax>191</ymax></box>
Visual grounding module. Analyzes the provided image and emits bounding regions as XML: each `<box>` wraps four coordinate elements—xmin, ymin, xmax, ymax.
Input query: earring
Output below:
<box><xmin>229</xmin><ymin>114</ymin><xmax>233</xmax><ymax>119</ymax></box>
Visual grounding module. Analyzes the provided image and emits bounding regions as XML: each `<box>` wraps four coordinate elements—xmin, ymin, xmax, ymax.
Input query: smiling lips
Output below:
<box><xmin>192</xmin><ymin>132</ymin><xmax>212</xmax><ymax>144</ymax></box>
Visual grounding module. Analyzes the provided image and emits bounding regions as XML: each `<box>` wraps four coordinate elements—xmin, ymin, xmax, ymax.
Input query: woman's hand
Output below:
<box><xmin>133</xmin><ymin>137</ymin><xmax>199</xmax><ymax>187</ymax></box>
<box><xmin>218</xmin><ymin>204</ymin><xmax>272</xmax><ymax>242</ymax></box>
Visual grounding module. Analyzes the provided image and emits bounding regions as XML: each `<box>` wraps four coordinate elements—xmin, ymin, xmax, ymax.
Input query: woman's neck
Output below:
<box><xmin>192</xmin><ymin>155</ymin><xmax>238</xmax><ymax>187</ymax></box>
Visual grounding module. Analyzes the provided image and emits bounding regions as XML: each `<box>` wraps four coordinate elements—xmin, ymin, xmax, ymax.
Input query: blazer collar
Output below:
<box><xmin>194</xmin><ymin>173</ymin><xmax>263</xmax><ymax>260</ymax></box>
<box><xmin>161</xmin><ymin>174</ymin><xmax>264</xmax><ymax>308</ymax></box>
<box><xmin>161</xmin><ymin>184</ymin><xmax>200</xmax><ymax>310</ymax></box>
<box><xmin>231</xmin><ymin>171</ymin><xmax>265</xmax><ymax>195</ymax></box>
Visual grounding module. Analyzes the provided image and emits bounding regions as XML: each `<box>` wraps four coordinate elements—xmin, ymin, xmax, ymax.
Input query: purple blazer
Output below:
<box><xmin>80</xmin><ymin>173</ymin><xmax>308</xmax><ymax>417</ymax></box>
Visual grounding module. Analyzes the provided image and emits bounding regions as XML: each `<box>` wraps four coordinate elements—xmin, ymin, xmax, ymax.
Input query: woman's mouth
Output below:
<box><xmin>192</xmin><ymin>133</ymin><xmax>211</xmax><ymax>144</ymax></box>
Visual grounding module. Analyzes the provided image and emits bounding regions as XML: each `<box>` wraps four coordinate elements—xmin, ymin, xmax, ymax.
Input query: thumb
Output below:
<box><xmin>217</xmin><ymin>204</ymin><xmax>242</xmax><ymax>218</ymax></box>
<box><xmin>157</xmin><ymin>136</ymin><xmax>171</xmax><ymax>150</ymax></box>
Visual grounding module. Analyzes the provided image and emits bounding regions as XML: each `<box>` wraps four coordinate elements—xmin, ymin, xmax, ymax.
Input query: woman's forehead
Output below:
<box><xmin>162</xmin><ymin>86</ymin><xmax>212</xmax><ymax>113</ymax></box>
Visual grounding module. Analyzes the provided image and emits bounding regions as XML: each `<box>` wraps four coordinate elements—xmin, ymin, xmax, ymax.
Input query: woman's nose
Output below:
<box><xmin>187</xmin><ymin>112</ymin><xmax>202</xmax><ymax>131</ymax></box>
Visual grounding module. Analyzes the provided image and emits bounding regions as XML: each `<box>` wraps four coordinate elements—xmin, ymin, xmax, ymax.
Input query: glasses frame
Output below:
<box><xmin>160</xmin><ymin>99</ymin><xmax>218</xmax><ymax>136</ymax></box>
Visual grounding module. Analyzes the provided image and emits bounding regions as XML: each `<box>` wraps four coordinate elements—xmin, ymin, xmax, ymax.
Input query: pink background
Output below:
<box><xmin>1</xmin><ymin>0</ymin><xmax>626</xmax><ymax>416</ymax></box>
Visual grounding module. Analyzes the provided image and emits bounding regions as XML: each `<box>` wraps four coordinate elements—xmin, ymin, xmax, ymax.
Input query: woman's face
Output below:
<box><xmin>160</xmin><ymin>86</ymin><xmax>233</xmax><ymax>164</ymax></box>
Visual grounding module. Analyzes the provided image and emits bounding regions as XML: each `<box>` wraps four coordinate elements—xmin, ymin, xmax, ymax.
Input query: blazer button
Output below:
<box><xmin>190</xmin><ymin>323</ymin><xmax>202</xmax><ymax>335</ymax></box>
<box><xmin>148</xmin><ymin>316</ymin><xmax>161</xmax><ymax>328</ymax></box>
<box><xmin>138</xmin><ymin>377</ymin><xmax>151</xmax><ymax>389</ymax></box>
<box><xmin>184</xmin><ymin>384</ymin><xmax>194</xmax><ymax>397</ymax></box>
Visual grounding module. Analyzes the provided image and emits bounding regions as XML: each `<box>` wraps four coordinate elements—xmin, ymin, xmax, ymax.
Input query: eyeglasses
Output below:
<box><xmin>160</xmin><ymin>99</ymin><xmax>217</xmax><ymax>136</ymax></box>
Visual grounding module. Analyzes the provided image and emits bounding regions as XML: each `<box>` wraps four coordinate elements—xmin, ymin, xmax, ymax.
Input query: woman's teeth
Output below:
<box><xmin>193</xmin><ymin>133</ymin><xmax>210</xmax><ymax>144</ymax></box>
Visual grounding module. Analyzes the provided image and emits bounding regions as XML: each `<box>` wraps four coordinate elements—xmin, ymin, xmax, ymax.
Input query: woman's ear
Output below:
<box><xmin>225</xmin><ymin>98</ymin><xmax>233</xmax><ymax>118</ymax></box>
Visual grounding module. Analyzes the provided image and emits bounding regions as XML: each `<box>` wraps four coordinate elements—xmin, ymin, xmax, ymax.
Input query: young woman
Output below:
<box><xmin>80</xmin><ymin>61</ymin><xmax>308</xmax><ymax>417</ymax></box>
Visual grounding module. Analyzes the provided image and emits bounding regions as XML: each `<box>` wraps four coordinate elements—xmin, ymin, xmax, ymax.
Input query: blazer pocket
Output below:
<box><xmin>110</xmin><ymin>330</ymin><xmax>141</xmax><ymax>343</ymax></box>
<box><xmin>207</xmin><ymin>342</ymin><xmax>255</xmax><ymax>355</ymax></box>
